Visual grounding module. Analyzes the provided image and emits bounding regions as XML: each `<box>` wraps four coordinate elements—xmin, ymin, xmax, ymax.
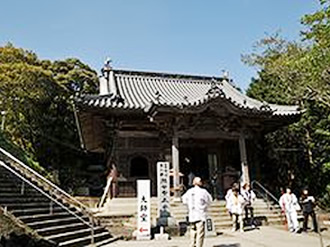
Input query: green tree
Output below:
<box><xmin>0</xmin><ymin>43</ymin><xmax>98</xmax><ymax>191</ymax></box>
<box><xmin>243</xmin><ymin>0</ymin><xmax>330</xmax><ymax>206</ymax></box>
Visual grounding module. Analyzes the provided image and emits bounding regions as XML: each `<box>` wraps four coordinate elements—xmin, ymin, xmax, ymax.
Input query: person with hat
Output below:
<box><xmin>182</xmin><ymin>177</ymin><xmax>212</xmax><ymax>247</ymax></box>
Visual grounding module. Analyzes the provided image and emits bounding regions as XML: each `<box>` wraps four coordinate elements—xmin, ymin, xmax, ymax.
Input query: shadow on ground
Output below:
<box><xmin>213</xmin><ymin>244</ymin><xmax>241</xmax><ymax>247</ymax></box>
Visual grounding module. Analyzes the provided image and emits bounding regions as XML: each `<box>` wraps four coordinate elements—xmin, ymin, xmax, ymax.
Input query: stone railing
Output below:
<box><xmin>0</xmin><ymin>147</ymin><xmax>94</xmax><ymax>219</ymax></box>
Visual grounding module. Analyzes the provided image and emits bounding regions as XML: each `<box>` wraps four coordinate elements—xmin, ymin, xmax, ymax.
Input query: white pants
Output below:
<box><xmin>232</xmin><ymin>213</ymin><xmax>243</xmax><ymax>231</ymax></box>
<box><xmin>285</xmin><ymin>210</ymin><xmax>299</xmax><ymax>232</ymax></box>
<box><xmin>190</xmin><ymin>221</ymin><xmax>205</xmax><ymax>247</ymax></box>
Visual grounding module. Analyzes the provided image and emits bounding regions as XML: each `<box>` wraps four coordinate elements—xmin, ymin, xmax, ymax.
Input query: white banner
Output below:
<box><xmin>137</xmin><ymin>179</ymin><xmax>151</xmax><ymax>240</ymax></box>
<box><xmin>157</xmin><ymin>161</ymin><xmax>170</xmax><ymax>218</ymax></box>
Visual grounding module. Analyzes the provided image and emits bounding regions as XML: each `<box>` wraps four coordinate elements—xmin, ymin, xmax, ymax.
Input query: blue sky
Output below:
<box><xmin>0</xmin><ymin>0</ymin><xmax>320</xmax><ymax>90</ymax></box>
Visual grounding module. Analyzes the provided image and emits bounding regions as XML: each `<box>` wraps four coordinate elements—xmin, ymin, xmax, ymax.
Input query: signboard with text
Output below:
<box><xmin>137</xmin><ymin>179</ymin><xmax>151</xmax><ymax>240</ymax></box>
<box><xmin>205</xmin><ymin>217</ymin><xmax>216</xmax><ymax>237</ymax></box>
<box><xmin>157</xmin><ymin>161</ymin><xmax>170</xmax><ymax>218</ymax></box>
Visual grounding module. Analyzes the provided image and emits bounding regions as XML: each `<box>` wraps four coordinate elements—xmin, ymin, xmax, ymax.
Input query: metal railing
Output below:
<box><xmin>251</xmin><ymin>180</ymin><xmax>280</xmax><ymax>209</ymax></box>
<box><xmin>251</xmin><ymin>180</ymin><xmax>287</xmax><ymax>228</ymax></box>
<box><xmin>98</xmin><ymin>177</ymin><xmax>112</xmax><ymax>209</ymax></box>
<box><xmin>0</xmin><ymin>147</ymin><xmax>96</xmax><ymax>245</ymax></box>
<box><xmin>251</xmin><ymin>180</ymin><xmax>325</xmax><ymax>247</ymax></box>
<box><xmin>0</xmin><ymin>147</ymin><xmax>90</xmax><ymax>213</ymax></box>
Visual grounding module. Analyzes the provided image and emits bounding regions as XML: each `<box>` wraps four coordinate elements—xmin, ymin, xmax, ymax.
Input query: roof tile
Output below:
<box><xmin>79</xmin><ymin>70</ymin><xmax>300</xmax><ymax>116</ymax></box>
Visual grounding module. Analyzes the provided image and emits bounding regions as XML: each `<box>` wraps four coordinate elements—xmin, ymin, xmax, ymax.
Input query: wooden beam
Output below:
<box><xmin>172</xmin><ymin>135</ymin><xmax>180</xmax><ymax>198</ymax></box>
<box><xmin>239</xmin><ymin>131</ymin><xmax>250</xmax><ymax>185</ymax></box>
<box><xmin>117</xmin><ymin>130</ymin><xmax>159</xmax><ymax>138</ymax></box>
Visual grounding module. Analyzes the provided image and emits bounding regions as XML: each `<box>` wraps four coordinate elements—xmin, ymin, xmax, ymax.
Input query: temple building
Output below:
<box><xmin>76</xmin><ymin>61</ymin><xmax>300</xmax><ymax>198</ymax></box>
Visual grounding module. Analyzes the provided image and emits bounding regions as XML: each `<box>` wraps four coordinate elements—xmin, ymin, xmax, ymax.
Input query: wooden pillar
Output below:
<box><xmin>172</xmin><ymin>135</ymin><xmax>180</xmax><ymax>198</ymax></box>
<box><xmin>239</xmin><ymin>131</ymin><xmax>250</xmax><ymax>185</ymax></box>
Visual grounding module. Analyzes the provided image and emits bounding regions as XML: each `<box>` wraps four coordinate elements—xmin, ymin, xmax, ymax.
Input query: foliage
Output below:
<box><xmin>0</xmin><ymin>208</ymin><xmax>56</xmax><ymax>246</ymax></box>
<box><xmin>0</xmin><ymin>207</ymin><xmax>36</xmax><ymax>237</ymax></box>
<box><xmin>243</xmin><ymin>0</ymin><xmax>330</xmax><ymax>207</ymax></box>
<box><xmin>0</xmin><ymin>131</ymin><xmax>48</xmax><ymax>177</ymax></box>
<box><xmin>0</xmin><ymin>43</ymin><xmax>98</xmax><ymax>191</ymax></box>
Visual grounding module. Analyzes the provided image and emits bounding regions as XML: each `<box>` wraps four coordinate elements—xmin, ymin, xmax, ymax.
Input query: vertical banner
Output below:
<box><xmin>157</xmin><ymin>161</ymin><xmax>170</xmax><ymax>218</ymax></box>
<box><xmin>137</xmin><ymin>179</ymin><xmax>151</xmax><ymax>240</ymax></box>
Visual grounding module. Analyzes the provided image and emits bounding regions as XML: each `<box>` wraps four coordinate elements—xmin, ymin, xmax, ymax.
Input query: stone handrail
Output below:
<box><xmin>0</xmin><ymin>161</ymin><xmax>91</xmax><ymax>226</ymax></box>
<box><xmin>0</xmin><ymin>147</ymin><xmax>94</xmax><ymax>218</ymax></box>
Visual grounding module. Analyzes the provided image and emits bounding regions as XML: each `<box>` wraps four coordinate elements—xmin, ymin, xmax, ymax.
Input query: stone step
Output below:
<box><xmin>211</xmin><ymin>214</ymin><xmax>283</xmax><ymax>224</ymax></box>
<box><xmin>211</xmin><ymin>208</ymin><xmax>281</xmax><ymax>215</ymax></box>
<box><xmin>11</xmin><ymin>206</ymin><xmax>66</xmax><ymax>217</ymax></box>
<box><xmin>2</xmin><ymin>202</ymin><xmax>56</xmax><ymax>210</ymax></box>
<box><xmin>172</xmin><ymin>209</ymin><xmax>281</xmax><ymax>217</ymax></box>
<box><xmin>18</xmin><ymin>211</ymin><xmax>74</xmax><ymax>223</ymax></box>
<box><xmin>0</xmin><ymin>196</ymin><xmax>50</xmax><ymax>203</ymax></box>
<box><xmin>169</xmin><ymin>207</ymin><xmax>281</xmax><ymax>216</ymax></box>
<box><xmin>0</xmin><ymin>193</ymin><xmax>43</xmax><ymax>199</ymax></box>
<box><xmin>36</xmin><ymin>222</ymin><xmax>87</xmax><ymax>236</ymax></box>
<box><xmin>58</xmin><ymin>231</ymin><xmax>113</xmax><ymax>247</ymax></box>
<box><xmin>214</xmin><ymin>220</ymin><xmax>233</xmax><ymax>229</ymax></box>
<box><xmin>206</xmin><ymin>203</ymin><xmax>280</xmax><ymax>209</ymax></box>
<box><xmin>0</xmin><ymin>190</ymin><xmax>40</xmax><ymax>196</ymax></box>
<box><xmin>163</xmin><ymin>199</ymin><xmax>284</xmax><ymax>232</ymax></box>
<box><xmin>0</xmin><ymin>161</ymin><xmax>116</xmax><ymax>247</ymax></box>
<box><xmin>0</xmin><ymin>182</ymin><xmax>23</xmax><ymax>187</ymax></box>
<box><xmin>0</xmin><ymin>186</ymin><xmax>39</xmax><ymax>193</ymax></box>
<box><xmin>114</xmin><ymin>198</ymin><xmax>283</xmax><ymax>231</ymax></box>
<box><xmin>169</xmin><ymin>213</ymin><xmax>281</xmax><ymax>223</ymax></box>
<box><xmin>46</xmin><ymin>226</ymin><xmax>105</xmax><ymax>243</ymax></box>
<box><xmin>27</xmin><ymin>216</ymin><xmax>87</xmax><ymax>229</ymax></box>
<box><xmin>108</xmin><ymin>199</ymin><xmax>276</xmax><ymax>207</ymax></box>
<box><xmin>213</xmin><ymin>217</ymin><xmax>285</xmax><ymax>230</ymax></box>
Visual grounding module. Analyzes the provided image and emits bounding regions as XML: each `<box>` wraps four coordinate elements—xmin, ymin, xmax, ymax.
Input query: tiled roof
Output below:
<box><xmin>79</xmin><ymin>69</ymin><xmax>300</xmax><ymax>116</ymax></box>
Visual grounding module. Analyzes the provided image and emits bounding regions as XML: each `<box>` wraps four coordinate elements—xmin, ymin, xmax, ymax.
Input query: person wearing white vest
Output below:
<box><xmin>182</xmin><ymin>177</ymin><xmax>212</xmax><ymax>247</ymax></box>
<box><xmin>279</xmin><ymin>188</ymin><xmax>300</xmax><ymax>233</ymax></box>
<box><xmin>225</xmin><ymin>183</ymin><xmax>239</xmax><ymax>216</ymax></box>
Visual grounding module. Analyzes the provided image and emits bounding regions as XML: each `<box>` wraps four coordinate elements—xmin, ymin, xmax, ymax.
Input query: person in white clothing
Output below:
<box><xmin>225</xmin><ymin>183</ymin><xmax>239</xmax><ymax>216</ymax></box>
<box><xmin>241</xmin><ymin>183</ymin><xmax>256</xmax><ymax>227</ymax></box>
<box><xmin>182</xmin><ymin>177</ymin><xmax>212</xmax><ymax>247</ymax></box>
<box><xmin>227</xmin><ymin>187</ymin><xmax>244</xmax><ymax>232</ymax></box>
<box><xmin>279</xmin><ymin>188</ymin><xmax>300</xmax><ymax>233</ymax></box>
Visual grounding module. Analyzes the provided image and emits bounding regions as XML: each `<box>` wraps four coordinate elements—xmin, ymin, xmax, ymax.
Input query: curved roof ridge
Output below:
<box><xmin>113</xmin><ymin>69</ymin><xmax>223</xmax><ymax>82</ymax></box>
<box><xmin>79</xmin><ymin>69</ymin><xmax>301</xmax><ymax>117</ymax></box>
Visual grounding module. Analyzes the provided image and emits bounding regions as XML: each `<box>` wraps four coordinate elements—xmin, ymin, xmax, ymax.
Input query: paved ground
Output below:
<box><xmin>106</xmin><ymin>226</ymin><xmax>330</xmax><ymax>247</ymax></box>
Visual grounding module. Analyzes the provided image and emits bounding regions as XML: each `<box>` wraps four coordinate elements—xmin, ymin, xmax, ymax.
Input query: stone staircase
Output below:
<box><xmin>169</xmin><ymin>199</ymin><xmax>285</xmax><ymax>231</ymax></box>
<box><xmin>103</xmin><ymin>196</ymin><xmax>285</xmax><ymax>234</ymax></box>
<box><xmin>0</xmin><ymin>157</ymin><xmax>117</xmax><ymax>247</ymax></box>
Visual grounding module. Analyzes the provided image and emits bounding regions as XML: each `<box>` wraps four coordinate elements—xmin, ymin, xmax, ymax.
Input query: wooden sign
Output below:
<box><xmin>157</xmin><ymin>162</ymin><xmax>170</xmax><ymax>219</ymax></box>
<box><xmin>137</xmin><ymin>179</ymin><xmax>151</xmax><ymax>240</ymax></box>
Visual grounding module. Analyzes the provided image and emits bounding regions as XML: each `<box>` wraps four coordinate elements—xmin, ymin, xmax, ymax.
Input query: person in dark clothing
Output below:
<box><xmin>300</xmin><ymin>189</ymin><xmax>318</xmax><ymax>233</ymax></box>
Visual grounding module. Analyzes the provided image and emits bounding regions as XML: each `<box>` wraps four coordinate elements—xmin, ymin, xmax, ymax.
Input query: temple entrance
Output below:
<box><xmin>130</xmin><ymin>156</ymin><xmax>149</xmax><ymax>178</ymax></box>
<box><xmin>179</xmin><ymin>139</ymin><xmax>242</xmax><ymax>198</ymax></box>
<box><xmin>180</xmin><ymin>147</ymin><xmax>209</xmax><ymax>186</ymax></box>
